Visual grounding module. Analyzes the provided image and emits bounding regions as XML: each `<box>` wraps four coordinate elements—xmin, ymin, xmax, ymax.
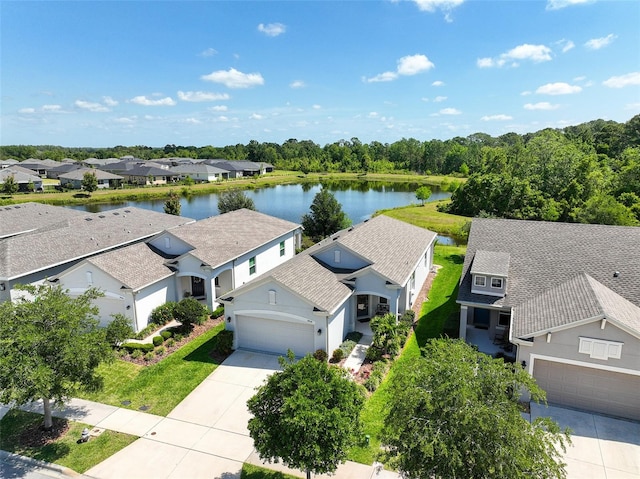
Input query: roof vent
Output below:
<box><xmin>613</xmin><ymin>271</ymin><xmax>620</xmax><ymax>278</ymax></box>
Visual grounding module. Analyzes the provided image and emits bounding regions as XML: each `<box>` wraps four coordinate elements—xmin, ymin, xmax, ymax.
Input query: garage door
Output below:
<box><xmin>236</xmin><ymin>315</ymin><xmax>314</xmax><ymax>357</ymax></box>
<box><xmin>534</xmin><ymin>359</ymin><xmax>640</xmax><ymax>421</ymax></box>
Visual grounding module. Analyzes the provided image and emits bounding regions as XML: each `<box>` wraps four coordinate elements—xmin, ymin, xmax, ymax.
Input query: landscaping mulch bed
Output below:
<box><xmin>19</xmin><ymin>417</ymin><xmax>70</xmax><ymax>448</ymax></box>
<box><xmin>120</xmin><ymin>315</ymin><xmax>224</xmax><ymax>366</ymax></box>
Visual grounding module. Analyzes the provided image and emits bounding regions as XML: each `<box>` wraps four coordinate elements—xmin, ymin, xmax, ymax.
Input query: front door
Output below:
<box><xmin>191</xmin><ymin>276</ymin><xmax>205</xmax><ymax>297</ymax></box>
<box><xmin>357</xmin><ymin>295</ymin><xmax>369</xmax><ymax>318</ymax></box>
<box><xmin>474</xmin><ymin>308</ymin><xmax>490</xmax><ymax>329</ymax></box>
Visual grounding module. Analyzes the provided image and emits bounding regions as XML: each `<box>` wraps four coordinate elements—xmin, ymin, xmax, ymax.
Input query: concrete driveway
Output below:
<box><xmin>531</xmin><ymin>403</ymin><xmax>640</xmax><ymax>479</ymax></box>
<box><xmin>85</xmin><ymin>350</ymin><xmax>281</xmax><ymax>479</ymax></box>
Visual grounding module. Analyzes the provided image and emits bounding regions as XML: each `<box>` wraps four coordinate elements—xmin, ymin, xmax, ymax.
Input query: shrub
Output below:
<box><xmin>152</xmin><ymin>335</ymin><xmax>164</xmax><ymax>347</ymax></box>
<box><xmin>364</xmin><ymin>361</ymin><xmax>389</xmax><ymax>392</ymax></box>
<box><xmin>365</xmin><ymin>346</ymin><xmax>383</xmax><ymax>362</ymax></box>
<box><xmin>165</xmin><ymin>338</ymin><xmax>175</xmax><ymax>348</ymax></box>
<box><xmin>160</xmin><ymin>330</ymin><xmax>172</xmax><ymax>340</ymax></box>
<box><xmin>143</xmin><ymin>351</ymin><xmax>155</xmax><ymax>362</ymax></box>
<box><xmin>121</xmin><ymin>342</ymin><xmax>154</xmax><ymax>353</ymax></box>
<box><xmin>331</xmin><ymin>348</ymin><xmax>345</xmax><ymax>362</ymax></box>
<box><xmin>105</xmin><ymin>314</ymin><xmax>134</xmax><ymax>346</ymax></box>
<box><xmin>150</xmin><ymin>302</ymin><xmax>176</xmax><ymax>325</ymax></box>
<box><xmin>339</xmin><ymin>340</ymin><xmax>357</xmax><ymax>357</ymax></box>
<box><xmin>173</xmin><ymin>333</ymin><xmax>184</xmax><ymax>342</ymax></box>
<box><xmin>173</xmin><ymin>297</ymin><xmax>208</xmax><ymax>330</ymax></box>
<box><xmin>134</xmin><ymin>324</ymin><xmax>158</xmax><ymax>340</ymax></box>
<box><xmin>130</xmin><ymin>349</ymin><xmax>143</xmax><ymax>360</ymax></box>
<box><xmin>216</xmin><ymin>330</ymin><xmax>234</xmax><ymax>355</ymax></box>
<box><xmin>313</xmin><ymin>349</ymin><xmax>328</xmax><ymax>362</ymax></box>
<box><xmin>344</xmin><ymin>331</ymin><xmax>363</xmax><ymax>343</ymax></box>
<box><xmin>212</xmin><ymin>305</ymin><xmax>224</xmax><ymax>318</ymax></box>
<box><xmin>155</xmin><ymin>346</ymin><xmax>166</xmax><ymax>356</ymax></box>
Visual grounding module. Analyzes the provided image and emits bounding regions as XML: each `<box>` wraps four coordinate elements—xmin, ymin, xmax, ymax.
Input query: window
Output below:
<box><xmin>268</xmin><ymin>290</ymin><xmax>276</xmax><ymax>305</ymax></box>
<box><xmin>410</xmin><ymin>271</ymin><xmax>416</xmax><ymax>290</ymax></box>
<box><xmin>86</xmin><ymin>271</ymin><xmax>93</xmax><ymax>286</ymax></box>
<box><xmin>280</xmin><ymin>241</ymin><xmax>285</xmax><ymax>257</ymax></box>
<box><xmin>334</xmin><ymin>250</ymin><xmax>341</xmax><ymax>263</ymax></box>
<box><xmin>498</xmin><ymin>312</ymin><xmax>511</xmax><ymax>328</ymax></box>
<box><xmin>164</xmin><ymin>237</ymin><xmax>171</xmax><ymax>249</ymax></box>
<box><xmin>491</xmin><ymin>277</ymin><xmax>503</xmax><ymax>289</ymax></box>
<box><xmin>579</xmin><ymin>337</ymin><xmax>623</xmax><ymax>360</ymax></box>
<box><xmin>214</xmin><ymin>277</ymin><xmax>220</xmax><ymax>287</ymax></box>
<box><xmin>249</xmin><ymin>256</ymin><xmax>256</xmax><ymax>275</ymax></box>
<box><xmin>474</xmin><ymin>275</ymin><xmax>486</xmax><ymax>287</ymax></box>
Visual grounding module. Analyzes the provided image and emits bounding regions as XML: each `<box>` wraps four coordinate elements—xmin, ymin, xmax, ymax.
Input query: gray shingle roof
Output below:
<box><xmin>85</xmin><ymin>242</ymin><xmax>173</xmax><ymax>290</ymax></box>
<box><xmin>58</xmin><ymin>168</ymin><xmax>123</xmax><ymax>181</ymax></box>
<box><xmin>471</xmin><ymin>250</ymin><xmax>510</xmax><ymax>277</ymax></box>
<box><xmin>0</xmin><ymin>206</ymin><xmax>194</xmax><ymax>279</ymax></box>
<box><xmin>0</xmin><ymin>202</ymin><xmax>87</xmax><ymax>239</ymax></box>
<box><xmin>513</xmin><ymin>273</ymin><xmax>640</xmax><ymax>338</ymax></box>
<box><xmin>458</xmin><ymin>218</ymin><xmax>640</xmax><ymax>335</ymax></box>
<box><xmin>168</xmin><ymin>208</ymin><xmax>301</xmax><ymax>269</ymax></box>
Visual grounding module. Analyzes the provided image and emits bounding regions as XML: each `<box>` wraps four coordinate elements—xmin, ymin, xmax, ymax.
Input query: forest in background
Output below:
<box><xmin>2</xmin><ymin>114</ymin><xmax>639</xmax><ymax>226</ymax></box>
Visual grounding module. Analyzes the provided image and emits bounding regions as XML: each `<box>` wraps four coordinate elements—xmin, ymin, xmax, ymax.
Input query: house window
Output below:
<box><xmin>280</xmin><ymin>241</ymin><xmax>285</xmax><ymax>257</ymax></box>
<box><xmin>268</xmin><ymin>290</ymin><xmax>276</xmax><ymax>305</ymax></box>
<box><xmin>86</xmin><ymin>271</ymin><xmax>93</xmax><ymax>286</ymax></box>
<box><xmin>214</xmin><ymin>276</ymin><xmax>220</xmax><ymax>287</ymax></box>
<box><xmin>334</xmin><ymin>250</ymin><xmax>341</xmax><ymax>263</ymax></box>
<box><xmin>410</xmin><ymin>271</ymin><xmax>416</xmax><ymax>291</ymax></box>
<box><xmin>498</xmin><ymin>312</ymin><xmax>511</xmax><ymax>328</ymax></box>
<box><xmin>474</xmin><ymin>275</ymin><xmax>486</xmax><ymax>287</ymax></box>
<box><xmin>491</xmin><ymin>277</ymin><xmax>503</xmax><ymax>289</ymax></box>
<box><xmin>164</xmin><ymin>237</ymin><xmax>171</xmax><ymax>249</ymax></box>
<box><xmin>579</xmin><ymin>337</ymin><xmax>623</xmax><ymax>360</ymax></box>
<box><xmin>249</xmin><ymin>256</ymin><xmax>256</xmax><ymax>275</ymax></box>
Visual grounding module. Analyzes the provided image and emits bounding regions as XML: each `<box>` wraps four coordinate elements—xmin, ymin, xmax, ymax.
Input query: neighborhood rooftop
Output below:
<box><xmin>0</xmin><ymin>202</ymin><xmax>87</xmax><ymax>239</ymax></box>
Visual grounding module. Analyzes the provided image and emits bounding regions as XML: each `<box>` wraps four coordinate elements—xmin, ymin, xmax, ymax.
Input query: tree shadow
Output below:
<box><xmin>72</xmin><ymin>193</ymin><xmax>91</xmax><ymax>198</ymax></box>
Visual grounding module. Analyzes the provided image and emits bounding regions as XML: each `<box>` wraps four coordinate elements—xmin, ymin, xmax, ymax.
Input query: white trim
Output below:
<box><xmin>579</xmin><ymin>337</ymin><xmax>623</xmax><ymax>360</ymax></box>
<box><xmin>490</xmin><ymin>277</ymin><xmax>503</xmax><ymax>289</ymax></box>
<box><xmin>233</xmin><ymin>309</ymin><xmax>315</xmax><ymax>325</ymax></box>
<box><xmin>528</xmin><ymin>353</ymin><xmax>640</xmax><ymax>377</ymax></box>
<box><xmin>474</xmin><ymin>275</ymin><xmax>486</xmax><ymax>287</ymax></box>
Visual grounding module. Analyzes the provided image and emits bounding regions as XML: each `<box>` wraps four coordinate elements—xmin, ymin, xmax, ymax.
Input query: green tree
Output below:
<box><xmin>572</xmin><ymin>194</ymin><xmax>639</xmax><ymax>226</ymax></box>
<box><xmin>163</xmin><ymin>189</ymin><xmax>181</xmax><ymax>216</ymax></box>
<box><xmin>381</xmin><ymin>339</ymin><xmax>570</xmax><ymax>479</ymax></box>
<box><xmin>173</xmin><ymin>297</ymin><xmax>208</xmax><ymax>331</ymax></box>
<box><xmin>415</xmin><ymin>186</ymin><xmax>432</xmax><ymax>205</ymax></box>
<box><xmin>0</xmin><ymin>285</ymin><xmax>112</xmax><ymax>429</ymax></box>
<box><xmin>301</xmin><ymin>188</ymin><xmax>351</xmax><ymax>242</ymax></box>
<box><xmin>2</xmin><ymin>174</ymin><xmax>19</xmax><ymax>195</ymax></box>
<box><xmin>105</xmin><ymin>313</ymin><xmax>134</xmax><ymax>347</ymax></box>
<box><xmin>82</xmin><ymin>171</ymin><xmax>98</xmax><ymax>194</ymax></box>
<box><xmin>218</xmin><ymin>189</ymin><xmax>256</xmax><ymax>214</ymax></box>
<box><xmin>247</xmin><ymin>352</ymin><xmax>365</xmax><ymax>479</ymax></box>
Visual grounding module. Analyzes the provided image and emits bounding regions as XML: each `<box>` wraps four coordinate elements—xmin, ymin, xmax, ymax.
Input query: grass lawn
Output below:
<box><xmin>348</xmin><ymin>244</ymin><xmax>466</xmax><ymax>465</ymax></box>
<box><xmin>0</xmin><ymin>409</ymin><xmax>137</xmax><ymax>474</ymax></box>
<box><xmin>78</xmin><ymin>322</ymin><xmax>225</xmax><ymax>416</ymax></box>
<box><xmin>241</xmin><ymin>464</ymin><xmax>302</xmax><ymax>479</ymax></box>
<box><xmin>378</xmin><ymin>200</ymin><xmax>469</xmax><ymax>239</ymax></box>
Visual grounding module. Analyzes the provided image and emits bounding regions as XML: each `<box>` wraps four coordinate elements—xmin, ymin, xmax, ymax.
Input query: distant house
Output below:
<box><xmin>221</xmin><ymin>215</ymin><xmax>436</xmax><ymax>357</ymax></box>
<box><xmin>58</xmin><ymin>168</ymin><xmax>123</xmax><ymax>189</ymax></box>
<box><xmin>118</xmin><ymin>165</ymin><xmax>179</xmax><ymax>185</ymax></box>
<box><xmin>0</xmin><ymin>166</ymin><xmax>43</xmax><ymax>191</ymax></box>
<box><xmin>53</xmin><ymin>209</ymin><xmax>302</xmax><ymax>331</ymax></box>
<box><xmin>204</xmin><ymin>159</ymin><xmax>271</xmax><ymax>177</ymax></box>
<box><xmin>457</xmin><ymin>218</ymin><xmax>640</xmax><ymax>421</ymax></box>
<box><xmin>47</xmin><ymin>162</ymin><xmax>84</xmax><ymax>179</ymax></box>
<box><xmin>170</xmin><ymin>163</ymin><xmax>229</xmax><ymax>182</ymax></box>
<box><xmin>17</xmin><ymin>159</ymin><xmax>60</xmax><ymax>177</ymax></box>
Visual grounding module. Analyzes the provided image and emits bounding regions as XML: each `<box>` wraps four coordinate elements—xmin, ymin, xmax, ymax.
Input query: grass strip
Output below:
<box><xmin>0</xmin><ymin>409</ymin><xmax>136</xmax><ymax>474</ymax></box>
<box><xmin>78</xmin><ymin>322</ymin><xmax>225</xmax><ymax>416</ymax></box>
<box><xmin>241</xmin><ymin>463</ymin><xmax>303</xmax><ymax>479</ymax></box>
<box><xmin>378</xmin><ymin>200</ymin><xmax>469</xmax><ymax>239</ymax></box>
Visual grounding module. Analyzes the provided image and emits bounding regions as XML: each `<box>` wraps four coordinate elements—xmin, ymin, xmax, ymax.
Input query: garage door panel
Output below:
<box><xmin>236</xmin><ymin>315</ymin><xmax>314</xmax><ymax>357</ymax></box>
<box><xmin>534</xmin><ymin>359</ymin><xmax>640</xmax><ymax>421</ymax></box>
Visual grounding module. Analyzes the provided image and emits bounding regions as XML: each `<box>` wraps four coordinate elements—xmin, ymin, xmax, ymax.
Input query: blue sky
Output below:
<box><xmin>2</xmin><ymin>0</ymin><xmax>639</xmax><ymax>147</ymax></box>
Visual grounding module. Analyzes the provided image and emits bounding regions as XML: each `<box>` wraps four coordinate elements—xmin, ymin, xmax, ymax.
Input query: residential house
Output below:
<box><xmin>0</xmin><ymin>206</ymin><xmax>194</xmax><ymax>303</ymax></box>
<box><xmin>47</xmin><ymin>162</ymin><xmax>84</xmax><ymax>179</ymax></box>
<box><xmin>58</xmin><ymin>168</ymin><xmax>123</xmax><ymax>189</ymax></box>
<box><xmin>457</xmin><ymin>218</ymin><xmax>640</xmax><ymax>420</ymax></box>
<box><xmin>118</xmin><ymin>165</ymin><xmax>179</xmax><ymax>185</ymax></box>
<box><xmin>53</xmin><ymin>208</ymin><xmax>302</xmax><ymax>331</ymax></box>
<box><xmin>170</xmin><ymin>163</ymin><xmax>229</xmax><ymax>182</ymax></box>
<box><xmin>0</xmin><ymin>166</ymin><xmax>43</xmax><ymax>192</ymax></box>
<box><xmin>17</xmin><ymin>159</ymin><xmax>60</xmax><ymax>177</ymax></box>
<box><xmin>221</xmin><ymin>215</ymin><xmax>436</xmax><ymax>357</ymax></box>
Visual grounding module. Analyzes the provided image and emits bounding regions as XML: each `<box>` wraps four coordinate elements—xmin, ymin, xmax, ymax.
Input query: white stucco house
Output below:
<box><xmin>221</xmin><ymin>215</ymin><xmax>437</xmax><ymax>357</ymax></box>
<box><xmin>458</xmin><ymin>218</ymin><xmax>640</xmax><ymax>421</ymax></box>
<box><xmin>53</xmin><ymin>209</ymin><xmax>302</xmax><ymax>331</ymax></box>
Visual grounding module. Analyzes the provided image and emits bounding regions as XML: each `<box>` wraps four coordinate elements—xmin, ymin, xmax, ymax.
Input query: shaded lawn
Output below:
<box><xmin>78</xmin><ymin>322</ymin><xmax>225</xmax><ymax>416</ymax></box>
<box><xmin>377</xmin><ymin>200</ymin><xmax>469</xmax><ymax>239</ymax></box>
<box><xmin>348</xmin><ymin>244</ymin><xmax>466</xmax><ymax>465</ymax></box>
<box><xmin>0</xmin><ymin>409</ymin><xmax>136</xmax><ymax>474</ymax></box>
<box><xmin>241</xmin><ymin>464</ymin><xmax>303</xmax><ymax>479</ymax></box>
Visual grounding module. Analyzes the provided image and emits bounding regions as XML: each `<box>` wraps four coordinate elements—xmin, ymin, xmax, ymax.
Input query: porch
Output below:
<box><xmin>465</xmin><ymin>325</ymin><xmax>515</xmax><ymax>360</ymax></box>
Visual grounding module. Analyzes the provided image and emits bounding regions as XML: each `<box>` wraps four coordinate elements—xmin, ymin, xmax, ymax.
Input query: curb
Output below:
<box><xmin>0</xmin><ymin>449</ymin><xmax>84</xmax><ymax>478</ymax></box>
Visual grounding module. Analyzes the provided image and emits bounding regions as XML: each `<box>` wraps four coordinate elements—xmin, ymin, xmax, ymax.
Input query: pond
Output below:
<box><xmin>70</xmin><ymin>179</ymin><xmax>457</xmax><ymax>242</ymax></box>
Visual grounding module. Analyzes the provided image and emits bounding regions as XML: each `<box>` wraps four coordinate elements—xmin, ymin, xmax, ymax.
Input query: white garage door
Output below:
<box><xmin>534</xmin><ymin>359</ymin><xmax>640</xmax><ymax>421</ymax></box>
<box><xmin>236</xmin><ymin>315</ymin><xmax>314</xmax><ymax>357</ymax></box>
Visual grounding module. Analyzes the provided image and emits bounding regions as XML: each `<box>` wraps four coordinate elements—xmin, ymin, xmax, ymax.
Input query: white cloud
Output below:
<box><xmin>199</xmin><ymin>47</ymin><xmax>218</xmax><ymax>57</ymax></box>
<box><xmin>75</xmin><ymin>100</ymin><xmax>109</xmax><ymax>112</ymax></box>
<box><xmin>625</xmin><ymin>102</ymin><xmax>640</xmax><ymax>110</ymax></box>
<box><xmin>201</xmin><ymin>68</ymin><xmax>265</xmax><ymax>89</ymax></box>
<box><xmin>290</xmin><ymin>80</ymin><xmax>305</xmax><ymax>89</ymax></box>
<box><xmin>546</xmin><ymin>0</ymin><xmax>594</xmax><ymax>10</ymax></box>
<box><xmin>365</xmin><ymin>54</ymin><xmax>434</xmax><ymax>83</ymax></box>
<box><xmin>440</xmin><ymin>107</ymin><xmax>461</xmax><ymax>115</ymax></box>
<box><xmin>479</xmin><ymin>44</ymin><xmax>552</xmax><ymax>68</ymax></box>
<box><xmin>524</xmin><ymin>102</ymin><xmax>559</xmax><ymax>110</ymax></box>
<box><xmin>481</xmin><ymin>114</ymin><xmax>513</xmax><ymax>121</ymax></box>
<box><xmin>521</xmin><ymin>90</ymin><xmax>532</xmax><ymax>96</ymax></box>
<box><xmin>585</xmin><ymin>34</ymin><xmax>617</xmax><ymax>50</ymax></box>
<box><xmin>410</xmin><ymin>0</ymin><xmax>464</xmax><ymax>22</ymax></box>
<box><xmin>434</xmin><ymin>96</ymin><xmax>447</xmax><ymax>102</ymax></box>
<box><xmin>214</xmin><ymin>116</ymin><xmax>230</xmax><ymax>122</ymax></box>
<box><xmin>102</xmin><ymin>96</ymin><xmax>118</xmax><ymax>107</ymax></box>
<box><xmin>258</xmin><ymin>23</ymin><xmax>286</xmax><ymax>37</ymax></box>
<box><xmin>129</xmin><ymin>96</ymin><xmax>177</xmax><ymax>106</ymax></box>
<box><xmin>18</xmin><ymin>108</ymin><xmax>36</xmax><ymax>114</ymax></box>
<box><xmin>603</xmin><ymin>72</ymin><xmax>640</xmax><ymax>88</ymax></box>
<box><xmin>250</xmin><ymin>113</ymin><xmax>264</xmax><ymax>120</ymax></box>
<box><xmin>42</xmin><ymin>104</ymin><xmax>62</xmax><ymax>112</ymax></box>
<box><xmin>182</xmin><ymin>118</ymin><xmax>201</xmax><ymax>125</ymax></box>
<box><xmin>312</xmin><ymin>104</ymin><xmax>322</xmax><ymax>110</ymax></box>
<box><xmin>573</xmin><ymin>76</ymin><xmax>586</xmax><ymax>82</ymax></box>
<box><xmin>114</xmin><ymin>116</ymin><xmax>136</xmax><ymax>124</ymax></box>
<box><xmin>368</xmin><ymin>112</ymin><xmax>379</xmax><ymax>118</ymax></box>
<box><xmin>432</xmin><ymin>80</ymin><xmax>445</xmax><ymax>87</ymax></box>
<box><xmin>177</xmin><ymin>91</ymin><xmax>230</xmax><ymax>102</ymax></box>
<box><xmin>557</xmin><ymin>39</ymin><xmax>575</xmax><ymax>53</ymax></box>
<box><xmin>536</xmin><ymin>82</ymin><xmax>582</xmax><ymax>95</ymax></box>
<box><xmin>208</xmin><ymin>105</ymin><xmax>228</xmax><ymax>112</ymax></box>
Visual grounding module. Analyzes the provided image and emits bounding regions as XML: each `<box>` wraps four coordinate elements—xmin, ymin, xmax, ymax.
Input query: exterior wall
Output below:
<box><xmin>149</xmin><ymin>232</ymin><xmax>194</xmax><ymax>256</ymax></box>
<box><xmin>234</xmin><ymin>233</ymin><xmax>296</xmax><ymax>287</ymax></box>
<box><xmin>471</xmin><ymin>273</ymin><xmax>507</xmax><ymax>297</ymax></box>
<box><xmin>327</xmin><ymin>301</ymin><xmax>349</xmax><ymax>355</ymax></box>
<box><xmin>132</xmin><ymin>277</ymin><xmax>173</xmax><ymax>332</ymax></box>
<box><xmin>517</xmin><ymin>321</ymin><xmax>640</xmax><ymax>374</ymax></box>
<box><xmin>354</xmin><ymin>272</ymin><xmax>398</xmax><ymax>315</ymax></box>
<box><xmin>464</xmin><ymin>305</ymin><xmax>510</xmax><ymax>340</ymax></box>
<box><xmin>313</xmin><ymin>245</ymin><xmax>369</xmax><ymax>271</ymax></box>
